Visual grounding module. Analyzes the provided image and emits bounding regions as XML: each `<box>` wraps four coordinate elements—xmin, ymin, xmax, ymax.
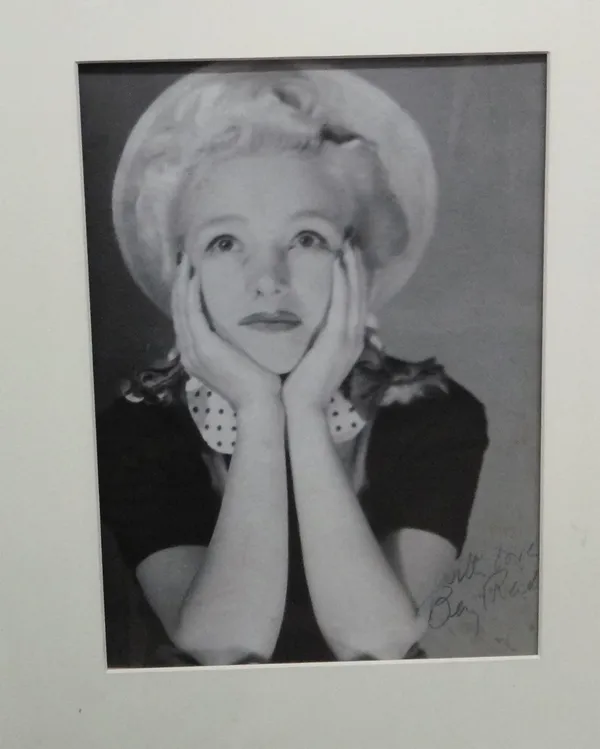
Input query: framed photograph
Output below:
<box><xmin>80</xmin><ymin>54</ymin><xmax>542</xmax><ymax>670</ymax></box>
<box><xmin>1</xmin><ymin>1</ymin><xmax>599</xmax><ymax>747</ymax></box>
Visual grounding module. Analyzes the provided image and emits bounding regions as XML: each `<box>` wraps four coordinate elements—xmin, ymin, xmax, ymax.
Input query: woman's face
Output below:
<box><xmin>184</xmin><ymin>152</ymin><xmax>357</xmax><ymax>374</ymax></box>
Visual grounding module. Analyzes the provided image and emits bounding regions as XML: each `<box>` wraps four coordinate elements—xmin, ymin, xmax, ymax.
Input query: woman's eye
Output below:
<box><xmin>206</xmin><ymin>235</ymin><xmax>239</xmax><ymax>254</ymax></box>
<box><xmin>293</xmin><ymin>231</ymin><xmax>330</xmax><ymax>251</ymax></box>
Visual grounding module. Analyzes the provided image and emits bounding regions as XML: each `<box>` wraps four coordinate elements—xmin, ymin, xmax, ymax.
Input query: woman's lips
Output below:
<box><xmin>239</xmin><ymin>311</ymin><xmax>302</xmax><ymax>333</ymax></box>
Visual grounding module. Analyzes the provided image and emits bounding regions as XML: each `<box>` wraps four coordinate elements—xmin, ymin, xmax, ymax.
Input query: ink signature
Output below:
<box><xmin>428</xmin><ymin>584</ymin><xmax>482</xmax><ymax>635</ymax></box>
<box><xmin>426</xmin><ymin>541</ymin><xmax>539</xmax><ymax>637</ymax></box>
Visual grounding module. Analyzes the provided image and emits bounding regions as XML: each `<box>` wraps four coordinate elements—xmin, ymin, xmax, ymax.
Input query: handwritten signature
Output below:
<box><xmin>427</xmin><ymin>541</ymin><xmax>539</xmax><ymax>637</ymax></box>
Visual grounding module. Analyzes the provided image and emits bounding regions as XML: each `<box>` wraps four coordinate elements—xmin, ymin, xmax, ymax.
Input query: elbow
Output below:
<box><xmin>322</xmin><ymin>617</ymin><xmax>428</xmax><ymax>662</ymax></box>
<box><xmin>327</xmin><ymin>634</ymin><xmax>417</xmax><ymax>662</ymax></box>
<box><xmin>172</xmin><ymin>626</ymin><xmax>274</xmax><ymax>666</ymax></box>
<box><xmin>171</xmin><ymin>598</ymin><xmax>286</xmax><ymax>666</ymax></box>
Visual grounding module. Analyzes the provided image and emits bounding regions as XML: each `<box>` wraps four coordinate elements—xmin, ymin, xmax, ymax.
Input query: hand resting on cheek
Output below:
<box><xmin>171</xmin><ymin>254</ymin><xmax>281</xmax><ymax>411</ymax></box>
<box><xmin>283</xmin><ymin>241</ymin><xmax>369</xmax><ymax>412</ymax></box>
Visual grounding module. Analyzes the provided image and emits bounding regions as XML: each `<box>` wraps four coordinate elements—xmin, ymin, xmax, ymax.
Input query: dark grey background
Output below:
<box><xmin>79</xmin><ymin>55</ymin><xmax>545</xmax><ymax>658</ymax></box>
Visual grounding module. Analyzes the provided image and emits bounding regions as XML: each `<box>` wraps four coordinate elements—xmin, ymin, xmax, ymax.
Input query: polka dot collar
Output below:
<box><xmin>185</xmin><ymin>377</ymin><xmax>366</xmax><ymax>455</ymax></box>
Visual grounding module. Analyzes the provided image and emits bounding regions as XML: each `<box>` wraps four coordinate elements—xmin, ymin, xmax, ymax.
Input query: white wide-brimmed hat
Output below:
<box><xmin>112</xmin><ymin>63</ymin><xmax>438</xmax><ymax>315</ymax></box>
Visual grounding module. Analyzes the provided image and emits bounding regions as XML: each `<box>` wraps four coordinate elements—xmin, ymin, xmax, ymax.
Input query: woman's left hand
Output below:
<box><xmin>283</xmin><ymin>242</ymin><xmax>368</xmax><ymax>412</ymax></box>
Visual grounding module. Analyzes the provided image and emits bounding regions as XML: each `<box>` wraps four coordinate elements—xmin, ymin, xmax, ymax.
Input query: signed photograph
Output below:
<box><xmin>78</xmin><ymin>56</ymin><xmax>544</xmax><ymax>667</ymax></box>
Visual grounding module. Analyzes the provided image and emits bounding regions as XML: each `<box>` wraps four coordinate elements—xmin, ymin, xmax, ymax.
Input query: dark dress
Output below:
<box><xmin>96</xmin><ymin>375</ymin><xmax>489</xmax><ymax>666</ymax></box>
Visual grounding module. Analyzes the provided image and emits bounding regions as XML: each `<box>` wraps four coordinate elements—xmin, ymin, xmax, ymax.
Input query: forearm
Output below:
<box><xmin>286</xmin><ymin>405</ymin><xmax>424</xmax><ymax>661</ymax></box>
<box><xmin>175</xmin><ymin>401</ymin><xmax>288</xmax><ymax>665</ymax></box>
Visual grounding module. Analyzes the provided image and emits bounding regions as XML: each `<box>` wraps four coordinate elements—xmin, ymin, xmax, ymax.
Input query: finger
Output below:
<box><xmin>172</xmin><ymin>257</ymin><xmax>197</xmax><ymax>362</ymax></box>
<box><xmin>185</xmin><ymin>263</ymin><xmax>212</xmax><ymax>339</ymax></box>
<box><xmin>184</xmin><ymin>261</ymin><xmax>230</xmax><ymax>363</ymax></box>
<box><xmin>347</xmin><ymin>244</ymin><xmax>368</xmax><ymax>327</ymax></box>
<box><xmin>325</xmin><ymin>252</ymin><xmax>348</xmax><ymax>340</ymax></box>
<box><xmin>343</xmin><ymin>245</ymin><xmax>369</xmax><ymax>371</ymax></box>
<box><xmin>344</xmin><ymin>242</ymin><xmax>361</xmax><ymax>335</ymax></box>
<box><xmin>337</xmin><ymin>253</ymin><xmax>363</xmax><ymax>382</ymax></box>
<box><xmin>307</xmin><ymin>254</ymin><xmax>345</xmax><ymax>359</ymax></box>
<box><xmin>354</xmin><ymin>247</ymin><xmax>369</xmax><ymax>340</ymax></box>
<box><xmin>171</xmin><ymin>257</ymin><xmax>189</xmax><ymax>342</ymax></box>
<box><xmin>170</xmin><ymin>254</ymin><xmax>186</xmax><ymax>322</ymax></box>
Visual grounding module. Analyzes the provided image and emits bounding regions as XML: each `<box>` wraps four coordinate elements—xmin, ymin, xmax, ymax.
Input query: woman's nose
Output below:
<box><xmin>255</xmin><ymin>274</ymin><xmax>284</xmax><ymax>297</ymax></box>
<box><xmin>249</xmin><ymin>248</ymin><xmax>289</xmax><ymax>298</ymax></box>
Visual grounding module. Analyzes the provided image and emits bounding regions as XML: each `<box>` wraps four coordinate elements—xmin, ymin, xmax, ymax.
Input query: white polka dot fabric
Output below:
<box><xmin>325</xmin><ymin>390</ymin><xmax>366</xmax><ymax>444</ymax></box>
<box><xmin>185</xmin><ymin>378</ymin><xmax>238</xmax><ymax>454</ymax></box>
<box><xmin>185</xmin><ymin>377</ymin><xmax>366</xmax><ymax>455</ymax></box>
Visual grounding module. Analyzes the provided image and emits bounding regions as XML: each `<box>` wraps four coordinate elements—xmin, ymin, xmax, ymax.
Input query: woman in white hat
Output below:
<box><xmin>98</xmin><ymin>64</ymin><xmax>489</xmax><ymax>666</ymax></box>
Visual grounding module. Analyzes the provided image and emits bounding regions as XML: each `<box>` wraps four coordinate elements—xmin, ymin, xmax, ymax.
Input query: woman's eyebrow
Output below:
<box><xmin>290</xmin><ymin>209</ymin><xmax>337</xmax><ymax>224</ymax></box>
<box><xmin>196</xmin><ymin>214</ymin><xmax>248</xmax><ymax>230</ymax></box>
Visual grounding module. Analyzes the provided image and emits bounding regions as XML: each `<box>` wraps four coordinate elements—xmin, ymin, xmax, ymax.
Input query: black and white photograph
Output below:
<box><xmin>78</xmin><ymin>56</ymin><xmax>544</xmax><ymax>668</ymax></box>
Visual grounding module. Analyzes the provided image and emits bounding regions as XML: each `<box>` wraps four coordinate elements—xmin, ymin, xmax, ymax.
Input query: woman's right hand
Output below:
<box><xmin>172</xmin><ymin>255</ymin><xmax>281</xmax><ymax>410</ymax></box>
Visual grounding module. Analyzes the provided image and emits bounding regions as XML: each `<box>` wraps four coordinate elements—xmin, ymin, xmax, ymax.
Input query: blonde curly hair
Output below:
<box><xmin>112</xmin><ymin>65</ymin><xmax>437</xmax><ymax>317</ymax></box>
<box><xmin>126</xmin><ymin>70</ymin><xmax>408</xmax><ymax>286</ymax></box>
